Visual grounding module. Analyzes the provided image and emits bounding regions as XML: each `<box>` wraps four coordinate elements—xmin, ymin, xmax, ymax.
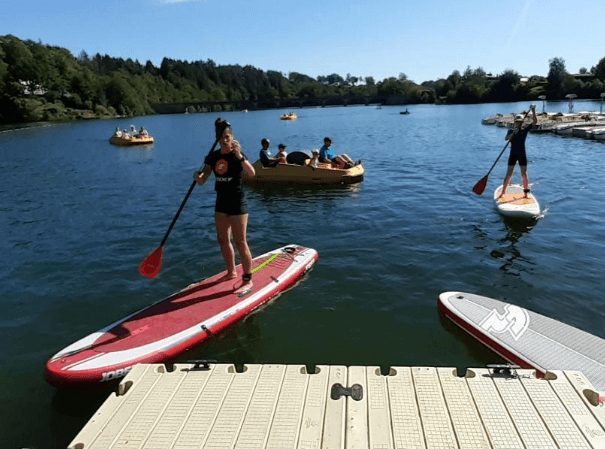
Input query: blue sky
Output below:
<box><xmin>1</xmin><ymin>0</ymin><xmax>604</xmax><ymax>83</ymax></box>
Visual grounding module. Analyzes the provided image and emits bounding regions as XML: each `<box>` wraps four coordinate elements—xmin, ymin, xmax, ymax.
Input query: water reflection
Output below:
<box><xmin>247</xmin><ymin>181</ymin><xmax>362</xmax><ymax>200</ymax></box>
<box><xmin>246</xmin><ymin>182</ymin><xmax>363</xmax><ymax>218</ymax></box>
<box><xmin>491</xmin><ymin>217</ymin><xmax>537</xmax><ymax>275</ymax></box>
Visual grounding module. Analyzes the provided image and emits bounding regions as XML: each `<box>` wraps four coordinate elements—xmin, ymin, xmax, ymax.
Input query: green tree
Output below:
<box><xmin>593</xmin><ymin>57</ymin><xmax>605</xmax><ymax>81</ymax></box>
<box><xmin>547</xmin><ymin>57</ymin><xmax>568</xmax><ymax>99</ymax></box>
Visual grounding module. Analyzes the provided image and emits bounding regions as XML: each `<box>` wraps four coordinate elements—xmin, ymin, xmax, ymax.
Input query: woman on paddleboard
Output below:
<box><xmin>499</xmin><ymin>105</ymin><xmax>537</xmax><ymax>198</ymax></box>
<box><xmin>195</xmin><ymin>120</ymin><xmax>256</xmax><ymax>294</ymax></box>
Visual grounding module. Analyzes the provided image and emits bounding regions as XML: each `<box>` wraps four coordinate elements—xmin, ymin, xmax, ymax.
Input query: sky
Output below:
<box><xmin>1</xmin><ymin>0</ymin><xmax>604</xmax><ymax>83</ymax></box>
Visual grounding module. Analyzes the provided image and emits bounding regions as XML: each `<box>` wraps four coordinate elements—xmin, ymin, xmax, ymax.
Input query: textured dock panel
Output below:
<box><xmin>465</xmin><ymin>368</ymin><xmax>524</xmax><ymax>449</ymax></box>
<box><xmin>172</xmin><ymin>364</ymin><xmax>234</xmax><ymax>449</ymax></box>
<box><xmin>412</xmin><ymin>367</ymin><xmax>457</xmax><ymax>448</ymax></box>
<box><xmin>69</xmin><ymin>364</ymin><xmax>605</xmax><ymax>449</ymax></box>
<box><xmin>202</xmin><ymin>364</ymin><xmax>262</xmax><ymax>449</ymax></box>
<box><xmin>547</xmin><ymin>370</ymin><xmax>605</xmax><ymax>448</ymax></box>
<box><xmin>346</xmin><ymin>366</ymin><xmax>368</xmax><ymax>449</ymax></box>
<box><xmin>387</xmin><ymin>367</ymin><xmax>425</xmax><ymax>449</ymax></box>
<box><xmin>436</xmin><ymin>368</ymin><xmax>490</xmax><ymax>449</ymax></box>
<box><xmin>297</xmin><ymin>365</ymin><xmax>330</xmax><ymax>449</ymax></box>
<box><xmin>489</xmin><ymin>370</ymin><xmax>556</xmax><ymax>448</ymax></box>
<box><xmin>86</xmin><ymin>364</ymin><xmax>164</xmax><ymax>449</ymax></box>
<box><xmin>366</xmin><ymin>366</ymin><xmax>393</xmax><ymax>449</ymax></box>
<box><xmin>322</xmin><ymin>365</ymin><xmax>347</xmax><ymax>449</ymax></box>
<box><xmin>564</xmin><ymin>370</ymin><xmax>605</xmax><ymax>429</ymax></box>
<box><xmin>520</xmin><ymin>373</ymin><xmax>592</xmax><ymax>448</ymax></box>
<box><xmin>234</xmin><ymin>365</ymin><xmax>286</xmax><ymax>449</ymax></box>
<box><xmin>265</xmin><ymin>365</ymin><xmax>309</xmax><ymax>449</ymax></box>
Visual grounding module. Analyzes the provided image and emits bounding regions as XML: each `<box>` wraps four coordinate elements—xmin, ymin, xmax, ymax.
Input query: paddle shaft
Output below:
<box><xmin>483</xmin><ymin>140</ymin><xmax>511</xmax><ymax>178</ymax></box>
<box><xmin>158</xmin><ymin>137</ymin><xmax>220</xmax><ymax>248</ymax></box>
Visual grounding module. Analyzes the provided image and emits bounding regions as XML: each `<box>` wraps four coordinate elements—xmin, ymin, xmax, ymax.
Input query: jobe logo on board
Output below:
<box><xmin>101</xmin><ymin>366</ymin><xmax>132</xmax><ymax>382</ymax></box>
<box><xmin>480</xmin><ymin>304</ymin><xmax>529</xmax><ymax>341</ymax></box>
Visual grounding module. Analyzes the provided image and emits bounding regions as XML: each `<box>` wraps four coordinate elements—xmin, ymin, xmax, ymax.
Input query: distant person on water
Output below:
<box><xmin>113</xmin><ymin>127</ymin><xmax>122</xmax><ymax>137</ymax></box>
<box><xmin>259</xmin><ymin>138</ymin><xmax>278</xmax><ymax>167</ymax></box>
<box><xmin>276</xmin><ymin>143</ymin><xmax>288</xmax><ymax>163</ymax></box>
<box><xmin>194</xmin><ymin>119</ymin><xmax>256</xmax><ymax>294</ymax></box>
<box><xmin>318</xmin><ymin>137</ymin><xmax>357</xmax><ymax>169</ymax></box>
<box><xmin>499</xmin><ymin>105</ymin><xmax>537</xmax><ymax>198</ymax></box>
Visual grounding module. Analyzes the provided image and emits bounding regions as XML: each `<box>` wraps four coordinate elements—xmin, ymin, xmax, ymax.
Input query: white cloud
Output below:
<box><xmin>506</xmin><ymin>0</ymin><xmax>534</xmax><ymax>50</ymax></box>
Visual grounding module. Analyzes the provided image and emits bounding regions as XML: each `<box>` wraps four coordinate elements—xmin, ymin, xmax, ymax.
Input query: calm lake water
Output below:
<box><xmin>2</xmin><ymin>102</ymin><xmax>605</xmax><ymax>447</ymax></box>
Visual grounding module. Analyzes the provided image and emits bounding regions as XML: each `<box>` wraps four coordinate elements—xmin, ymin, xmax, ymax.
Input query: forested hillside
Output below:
<box><xmin>1</xmin><ymin>34</ymin><xmax>604</xmax><ymax>124</ymax></box>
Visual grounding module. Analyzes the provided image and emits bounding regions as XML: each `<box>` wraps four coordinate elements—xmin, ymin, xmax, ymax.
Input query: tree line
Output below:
<box><xmin>1</xmin><ymin>34</ymin><xmax>605</xmax><ymax>124</ymax></box>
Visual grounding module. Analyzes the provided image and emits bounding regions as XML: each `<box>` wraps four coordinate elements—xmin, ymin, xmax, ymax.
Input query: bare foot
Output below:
<box><xmin>218</xmin><ymin>271</ymin><xmax>237</xmax><ymax>282</ymax></box>
<box><xmin>234</xmin><ymin>281</ymin><xmax>253</xmax><ymax>296</ymax></box>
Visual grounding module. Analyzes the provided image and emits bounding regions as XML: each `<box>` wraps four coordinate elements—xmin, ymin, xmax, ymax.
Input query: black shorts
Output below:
<box><xmin>508</xmin><ymin>151</ymin><xmax>527</xmax><ymax>167</ymax></box>
<box><xmin>215</xmin><ymin>193</ymin><xmax>247</xmax><ymax>215</ymax></box>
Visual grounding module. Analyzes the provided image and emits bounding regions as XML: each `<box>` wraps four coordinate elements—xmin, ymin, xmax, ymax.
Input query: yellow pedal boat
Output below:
<box><xmin>280</xmin><ymin>112</ymin><xmax>298</xmax><ymax>120</ymax></box>
<box><xmin>109</xmin><ymin>134</ymin><xmax>154</xmax><ymax>146</ymax></box>
<box><xmin>245</xmin><ymin>159</ymin><xmax>364</xmax><ymax>185</ymax></box>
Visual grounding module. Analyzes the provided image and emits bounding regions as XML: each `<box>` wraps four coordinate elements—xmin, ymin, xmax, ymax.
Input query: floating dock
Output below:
<box><xmin>69</xmin><ymin>363</ymin><xmax>605</xmax><ymax>448</ymax></box>
<box><xmin>482</xmin><ymin>112</ymin><xmax>605</xmax><ymax>141</ymax></box>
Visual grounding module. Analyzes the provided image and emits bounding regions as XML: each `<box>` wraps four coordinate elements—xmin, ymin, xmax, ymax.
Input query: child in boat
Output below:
<box><xmin>319</xmin><ymin>137</ymin><xmax>357</xmax><ymax>168</ymax></box>
<box><xmin>309</xmin><ymin>150</ymin><xmax>320</xmax><ymax>168</ymax></box>
<box><xmin>276</xmin><ymin>144</ymin><xmax>288</xmax><ymax>163</ymax></box>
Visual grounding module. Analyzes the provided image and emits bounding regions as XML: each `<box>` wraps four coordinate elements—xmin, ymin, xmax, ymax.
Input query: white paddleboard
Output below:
<box><xmin>438</xmin><ymin>291</ymin><xmax>605</xmax><ymax>395</ymax></box>
<box><xmin>493</xmin><ymin>184</ymin><xmax>540</xmax><ymax>218</ymax></box>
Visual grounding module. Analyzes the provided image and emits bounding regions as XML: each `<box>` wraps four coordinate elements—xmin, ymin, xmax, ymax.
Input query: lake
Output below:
<box><xmin>1</xmin><ymin>102</ymin><xmax>604</xmax><ymax>448</ymax></box>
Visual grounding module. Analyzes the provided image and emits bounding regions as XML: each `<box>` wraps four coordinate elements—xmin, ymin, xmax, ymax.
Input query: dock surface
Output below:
<box><xmin>70</xmin><ymin>363</ymin><xmax>605</xmax><ymax>449</ymax></box>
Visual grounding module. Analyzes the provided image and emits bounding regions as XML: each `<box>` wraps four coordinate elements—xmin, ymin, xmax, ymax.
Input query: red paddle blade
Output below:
<box><xmin>138</xmin><ymin>246</ymin><xmax>163</xmax><ymax>278</ymax></box>
<box><xmin>472</xmin><ymin>176</ymin><xmax>488</xmax><ymax>195</ymax></box>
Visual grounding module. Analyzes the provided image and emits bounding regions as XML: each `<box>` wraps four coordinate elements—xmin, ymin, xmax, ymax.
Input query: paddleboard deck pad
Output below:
<box><xmin>438</xmin><ymin>291</ymin><xmax>605</xmax><ymax>394</ymax></box>
<box><xmin>46</xmin><ymin>245</ymin><xmax>318</xmax><ymax>387</ymax></box>
<box><xmin>493</xmin><ymin>184</ymin><xmax>540</xmax><ymax>218</ymax></box>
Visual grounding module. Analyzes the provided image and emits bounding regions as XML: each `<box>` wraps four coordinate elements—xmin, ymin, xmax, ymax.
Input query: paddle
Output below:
<box><xmin>472</xmin><ymin>106</ymin><xmax>533</xmax><ymax>195</ymax></box>
<box><xmin>138</xmin><ymin>119</ymin><xmax>230</xmax><ymax>278</ymax></box>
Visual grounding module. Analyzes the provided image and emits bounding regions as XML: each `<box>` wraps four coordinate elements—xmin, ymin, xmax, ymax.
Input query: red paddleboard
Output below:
<box><xmin>46</xmin><ymin>245</ymin><xmax>318</xmax><ymax>387</ymax></box>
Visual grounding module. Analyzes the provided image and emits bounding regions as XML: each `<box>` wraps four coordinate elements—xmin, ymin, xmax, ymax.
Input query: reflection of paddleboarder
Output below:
<box><xmin>499</xmin><ymin>105</ymin><xmax>537</xmax><ymax>198</ymax></box>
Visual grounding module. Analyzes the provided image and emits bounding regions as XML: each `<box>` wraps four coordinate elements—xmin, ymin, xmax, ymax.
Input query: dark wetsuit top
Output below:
<box><xmin>506</xmin><ymin>123</ymin><xmax>533</xmax><ymax>166</ymax></box>
<box><xmin>204</xmin><ymin>150</ymin><xmax>248</xmax><ymax>215</ymax></box>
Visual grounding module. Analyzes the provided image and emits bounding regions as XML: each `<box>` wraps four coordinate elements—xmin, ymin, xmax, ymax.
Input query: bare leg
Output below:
<box><xmin>340</xmin><ymin>153</ymin><xmax>355</xmax><ymax>164</ymax></box>
<box><xmin>230</xmin><ymin>213</ymin><xmax>253</xmax><ymax>293</ymax></box>
<box><xmin>520</xmin><ymin>165</ymin><xmax>529</xmax><ymax>197</ymax></box>
<box><xmin>215</xmin><ymin>212</ymin><xmax>237</xmax><ymax>278</ymax></box>
<box><xmin>334</xmin><ymin>156</ymin><xmax>348</xmax><ymax>169</ymax></box>
<box><xmin>500</xmin><ymin>165</ymin><xmax>515</xmax><ymax>197</ymax></box>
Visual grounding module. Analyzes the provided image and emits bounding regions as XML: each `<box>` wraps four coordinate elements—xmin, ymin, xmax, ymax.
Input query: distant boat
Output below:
<box><xmin>280</xmin><ymin>112</ymin><xmax>298</xmax><ymax>120</ymax></box>
<box><xmin>109</xmin><ymin>128</ymin><xmax>154</xmax><ymax>146</ymax></box>
<box><xmin>400</xmin><ymin>108</ymin><xmax>410</xmax><ymax>115</ymax></box>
